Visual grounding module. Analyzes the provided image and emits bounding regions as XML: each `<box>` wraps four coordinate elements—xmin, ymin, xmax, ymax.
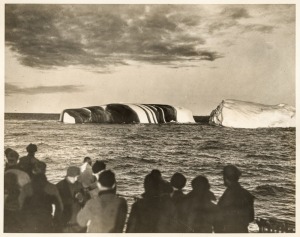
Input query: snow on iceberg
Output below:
<box><xmin>209</xmin><ymin>99</ymin><xmax>295</xmax><ymax>128</ymax></box>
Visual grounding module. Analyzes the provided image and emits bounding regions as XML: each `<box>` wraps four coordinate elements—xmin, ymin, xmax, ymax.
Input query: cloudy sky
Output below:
<box><xmin>5</xmin><ymin>4</ymin><xmax>295</xmax><ymax>115</ymax></box>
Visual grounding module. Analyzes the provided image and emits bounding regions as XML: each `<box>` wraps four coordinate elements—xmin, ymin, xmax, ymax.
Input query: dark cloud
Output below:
<box><xmin>5</xmin><ymin>4</ymin><xmax>221</xmax><ymax>70</ymax></box>
<box><xmin>5</xmin><ymin>83</ymin><xmax>84</xmax><ymax>96</ymax></box>
<box><xmin>208</xmin><ymin>21</ymin><xmax>238</xmax><ymax>34</ymax></box>
<box><xmin>206</xmin><ymin>7</ymin><xmax>251</xmax><ymax>35</ymax></box>
<box><xmin>243</xmin><ymin>24</ymin><xmax>275</xmax><ymax>33</ymax></box>
<box><xmin>208</xmin><ymin>7</ymin><xmax>277</xmax><ymax>36</ymax></box>
<box><xmin>222</xmin><ymin>7</ymin><xmax>250</xmax><ymax>19</ymax></box>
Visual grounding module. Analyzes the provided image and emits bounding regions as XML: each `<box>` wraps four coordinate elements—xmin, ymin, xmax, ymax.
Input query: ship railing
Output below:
<box><xmin>255</xmin><ymin>217</ymin><xmax>295</xmax><ymax>233</ymax></box>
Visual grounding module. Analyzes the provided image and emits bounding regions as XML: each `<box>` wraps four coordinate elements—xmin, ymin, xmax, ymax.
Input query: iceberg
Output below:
<box><xmin>60</xmin><ymin>103</ymin><xmax>195</xmax><ymax>124</ymax></box>
<box><xmin>209</xmin><ymin>99</ymin><xmax>295</xmax><ymax>128</ymax></box>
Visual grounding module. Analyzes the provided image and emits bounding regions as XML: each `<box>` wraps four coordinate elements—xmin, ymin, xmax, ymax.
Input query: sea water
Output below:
<box><xmin>4</xmin><ymin>114</ymin><xmax>295</xmax><ymax>231</ymax></box>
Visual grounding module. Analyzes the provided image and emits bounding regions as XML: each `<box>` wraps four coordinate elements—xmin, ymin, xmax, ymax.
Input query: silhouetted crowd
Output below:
<box><xmin>4</xmin><ymin>143</ymin><xmax>255</xmax><ymax>233</ymax></box>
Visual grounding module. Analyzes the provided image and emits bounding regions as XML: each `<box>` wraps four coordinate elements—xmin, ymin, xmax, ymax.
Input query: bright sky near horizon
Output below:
<box><xmin>5</xmin><ymin>4</ymin><xmax>295</xmax><ymax>115</ymax></box>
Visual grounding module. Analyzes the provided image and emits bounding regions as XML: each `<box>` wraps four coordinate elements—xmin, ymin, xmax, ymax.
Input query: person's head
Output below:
<box><xmin>83</xmin><ymin>157</ymin><xmax>92</xmax><ymax>166</ymax></box>
<box><xmin>171</xmin><ymin>172</ymin><xmax>186</xmax><ymax>190</ymax></box>
<box><xmin>144</xmin><ymin>169</ymin><xmax>172</xmax><ymax>195</ymax></box>
<box><xmin>98</xmin><ymin>170</ymin><xmax>116</xmax><ymax>190</ymax></box>
<box><xmin>6</xmin><ymin>149</ymin><xmax>19</xmax><ymax>166</ymax></box>
<box><xmin>144</xmin><ymin>172</ymin><xmax>160</xmax><ymax>195</ymax></box>
<box><xmin>92</xmin><ymin>160</ymin><xmax>106</xmax><ymax>174</ymax></box>
<box><xmin>191</xmin><ymin>175</ymin><xmax>210</xmax><ymax>193</ymax></box>
<box><xmin>150</xmin><ymin>169</ymin><xmax>162</xmax><ymax>178</ymax></box>
<box><xmin>143</xmin><ymin>169</ymin><xmax>165</xmax><ymax>195</ymax></box>
<box><xmin>66</xmin><ymin>166</ymin><xmax>80</xmax><ymax>184</ymax></box>
<box><xmin>223</xmin><ymin>165</ymin><xmax>241</xmax><ymax>187</ymax></box>
<box><xmin>26</xmin><ymin>143</ymin><xmax>37</xmax><ymax>154</ymax></box>
<box><xmin>5</xmin><ymin>148</ymin><xmax>13</xmax><ymax>157</ymax></box>
<box><xmin>32</xmin><ymin>161</ymin><xmax>46</xmax><ymax>175</ymax></box>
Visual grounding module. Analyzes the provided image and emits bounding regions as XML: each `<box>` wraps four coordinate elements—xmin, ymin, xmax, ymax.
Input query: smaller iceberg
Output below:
<box><xmin>209</xmin><ymin>99</ymin><xmax>295</xmax><ymax>128</ymax></box>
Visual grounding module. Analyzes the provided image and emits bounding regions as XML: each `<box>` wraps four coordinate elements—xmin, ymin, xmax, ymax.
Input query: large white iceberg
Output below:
<box><xmin>60</xmin><ymin>103</ymin><xmax>195</xmax><ymax>124</ymax></box>
<box><xmin>209</xmin><ymin>99</ymin><xmax>295</xmax><ymax>128</ymax></box>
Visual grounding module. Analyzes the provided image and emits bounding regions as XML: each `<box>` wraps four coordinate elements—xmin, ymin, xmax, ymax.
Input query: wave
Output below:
<box><xmin>173</xmin><ymin>151</ymin><xmax>187</xmax><ymax>155</ymax></box>
<box><xmin>43</xmin><ymin>157</ymin><xmax>53</xmax><ymax>162</ymax></box>
<box><xmin>254</xmin><ymin>184</ymin><xmax>294</xmax><ymax>196</ymax></box>
<box><xmin>126</xmin><ymin>134</ymin><xmax>150</xmax><ymax>140</ymax></box>
<box><xmin>192</xmin><ymin>136</ymin><xmax>203</xmax><ymax>140</ymax></box>
<box><xmin>114</xmin><ymin>163</ymin><xmax>134</xmax><ymax>169</ymax></box>
<box><xmin>126</xmin><ymin>170</ymin><xmax>141</xmax><ymax>175</ymax></box>
<box><xmin>8</xmin><ymin>132</ymin><xmax>29</xmax><ymax>136</ymax></box>
<box><xmin>140</xmin><ymin>158</ymin><xmax>157</xmax><ymax>163</ymax></box>
<box><xmin>201</xmin><ymin>140</ymin><xmax>228</xmax><ymax>150</ymax></box>
<box><xmin>122</xmin><ymin>155</ymin><xmax>140</xmax><ymax>160</ymax></box>
<box><xmin>199</xmin><ymin>153</ymin><xmax>220</xmax><ymax>159</ymax></box>
<box><xmin>245</xmin><ymin>154</ymin><xmax>274</xmax><ymax>159</ymax></box>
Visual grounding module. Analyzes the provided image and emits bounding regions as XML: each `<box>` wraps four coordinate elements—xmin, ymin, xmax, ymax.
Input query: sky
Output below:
<box><xmin>4</xmin><ymin>4</ymin><xmax>295</xmax><ymax>115</ymax></box>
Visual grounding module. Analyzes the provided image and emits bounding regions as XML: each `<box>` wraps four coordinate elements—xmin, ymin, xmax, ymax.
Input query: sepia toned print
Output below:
<box><xmin>4</xmin><ymin>3</ymin><xmax>295</xmax><ymax>233</ymax></box>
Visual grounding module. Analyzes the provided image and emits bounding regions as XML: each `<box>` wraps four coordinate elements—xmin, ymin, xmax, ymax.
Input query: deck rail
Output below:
<box><xmin>255</xmin><ymin>217</ymin><xmax>295</xmax><ymax>233</ymax></box>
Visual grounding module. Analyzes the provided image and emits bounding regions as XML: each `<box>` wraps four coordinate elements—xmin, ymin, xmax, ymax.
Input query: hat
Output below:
<box><xmin>67</xmin><ymin>166</ymin><xmax>80</xmax><ymax>177</ymax></box>
<box><xmin>32</xmin><ymin>161</ymin><xmax>46</xmax><ymax>174</ymax></box>
<box><xmin>26</xmin><ymin>143</ymin><xmax>37</xmax><ymax>153</ymax></box>
<box><xmin>98</xmin><ymin>170</ymin><xmax>115</xmax><ymax>188</ymax></box>
<box><xmin>92</xmin><ymin>160</ymin><xmax>106</xmax><ymax>174</ymax></box>
<box><xmin>223</xmin><ymin>165</ymin><xmax>241</xmax><ymax>182</ymax></box>
<box><xmin>171</xmin><ymin>172</ymin><xmax>186</xmax><ymax>189</ymax></box>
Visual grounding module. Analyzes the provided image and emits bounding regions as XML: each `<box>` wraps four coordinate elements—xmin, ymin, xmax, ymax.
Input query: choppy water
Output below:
<box><xmin>4</xmin><ymin>115</ymin><xmax>295</xmax><ymax>231</ymax></box>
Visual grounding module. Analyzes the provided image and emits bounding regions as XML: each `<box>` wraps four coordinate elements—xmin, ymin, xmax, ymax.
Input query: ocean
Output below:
<box><xmin>4</xmin><ymin>113</ymin><xmax>295</xmax><ymax>232</ymax></box>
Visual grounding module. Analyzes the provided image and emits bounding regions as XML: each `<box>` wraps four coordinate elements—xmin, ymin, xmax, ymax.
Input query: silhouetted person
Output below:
<box><xmin>18</xmin><ymin>143</ymin><xmax>39</xmax><ymax>178</ymax></box>
<box><xmin>79</xmin><ymin>157</ymin><xmax>93</xmax><ymax>174</ymax></box>
<box><xmin>78</xmin><ymin>157</ymin><xmax>95</xmax><ymax>192</ymax></box>
<box><xmin>169</xmin><ymin>172</ymin><xmax>187</xmax><ymax>233</ymax></box>
<box><xmin>4</xmin><ymin>168</ymin><xmax>30</xmax><ymax>232</ymax></box>
<box><xmin>149</xmin><ymin>169</ymin><xmax>173</xmax><ymax>195</ymax></box>
<box><xmin>216</xmin><ymin>165</ymin><xmax>255</xmax><ymax>233</ymax></box>
<box><xmin>5</xmin><ymin>148</ymin><xmax>13</xmax><ymax>169</ymax></box>
<box><xmin>92</xmin><ymin>160</ymin><xmax>106</xmax><ymax>178</ymax></box>
<box><xmin>126</xmin><ymin>170</ymin><xmax>177</xmax><ymax>233</ymax></box>
<box><xmin>5</xmin><ymin>148</ymin><xmax>21</xmax><ymax>171</ymax></box>
<box><xmin>178</xmin><ymin>175</ymin><xmax>219</xmax><ymax>233</ymax></box>
<box><xmin>80</xmin><ymin>160</ymin><xmax>107</xmax><ymax>198</ymax></box>
<box><xmin>5</xmin><ymin>148</ymin><xmax>13</xmax><ymax>157</ymax></box>
<box><xmin>77</xmin><ymin>170</ymin><xmax>127</xmax><ymax>232</ymax></box>
<box><xmin>170</xmin><ymin>172</ymin><xmax>186</xmax><ymax>204</ymax></box>
<box><xmin>56</xmin><ymin>166</ymin><xmax>88</xmax><ymax>232</ymax></box>
<box><xmin>83</xmin><ymin>157</ymin><xmax>92</xmax><ymax>166</ymax></box>
<box><xmin>19</xmin><ymin>161</ymin><xmax>63</xmax><ymax>233</ymax></box>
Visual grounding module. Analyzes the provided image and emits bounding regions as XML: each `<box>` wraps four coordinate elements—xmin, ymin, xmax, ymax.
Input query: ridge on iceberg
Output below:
<box><xmin>209</xmin><ymin>99</ymin><xmax>295</xmax><ymax>128</ymax></box>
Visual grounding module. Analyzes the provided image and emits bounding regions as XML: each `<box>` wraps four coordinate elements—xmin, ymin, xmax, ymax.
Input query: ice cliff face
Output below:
<box><xmin>60</xmin><ymin>103</ymin><xmax>195</xmax><ymax>124</ymax></box>
<box><xmin>209</xmin><ymin>99</ymin><xmax>295</xmax><ymax>128</ymax></box>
